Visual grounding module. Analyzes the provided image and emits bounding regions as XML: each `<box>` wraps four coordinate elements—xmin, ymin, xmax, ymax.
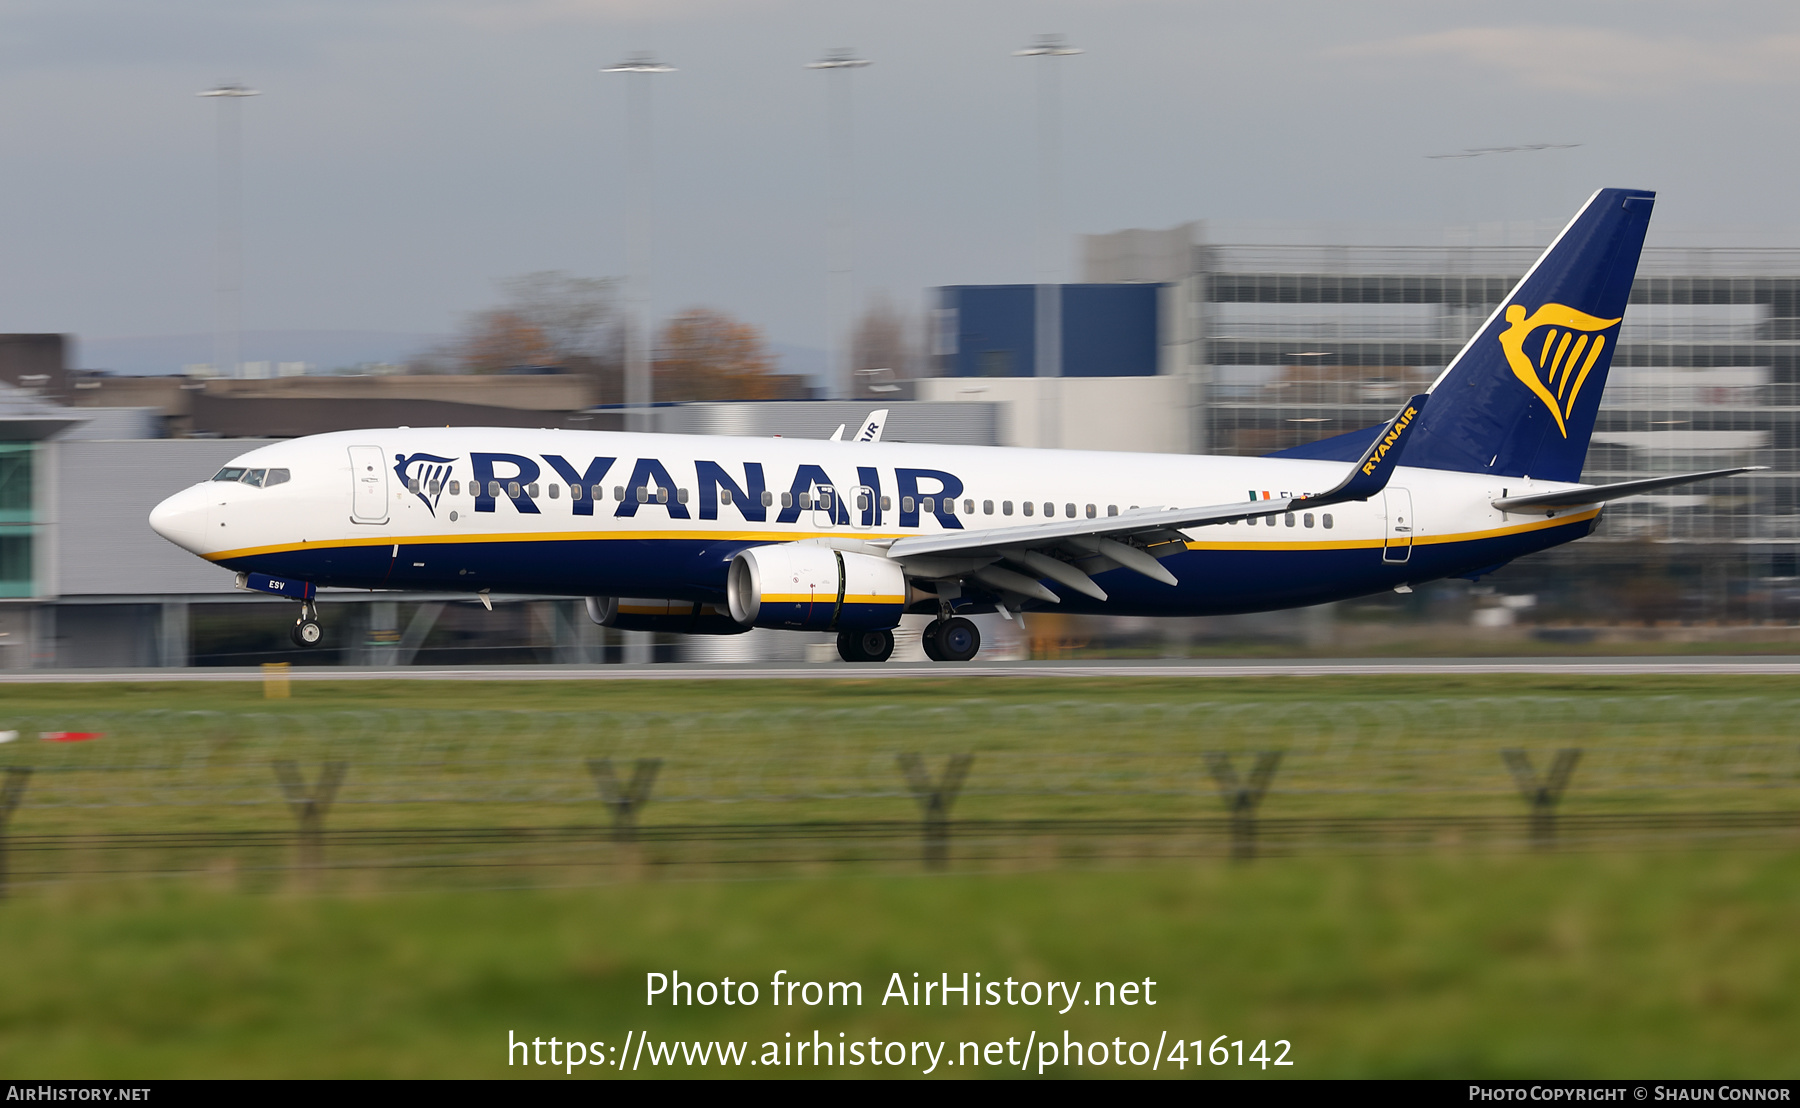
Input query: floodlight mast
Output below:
<box><xmin>198</xmin><ymin>83</ymin><xmax>259</xmax><ymax>380</ymax></box>
<box><xmin>808</xmin><ymin>48</ymin><xmax>871</xmax><ymax>399</ymax></box>
<box><xmin>1014</xmin><ymin>34</ymin><xmax>1081</xmax><ymax>446</ymax></box>
<box><xmin>603</xmin><ymin>54</ymin><xmax>675</xmax><ymax>431</ymax></box>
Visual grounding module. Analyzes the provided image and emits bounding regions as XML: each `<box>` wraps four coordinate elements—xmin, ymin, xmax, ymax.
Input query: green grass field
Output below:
<box><xmin>0</xmin><ymin>676</ymin><xmax>1797</xmax><ymax>1078</ymax></box>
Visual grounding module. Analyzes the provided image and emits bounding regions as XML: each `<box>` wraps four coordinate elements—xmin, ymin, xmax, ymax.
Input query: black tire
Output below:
<box><xmin>835</xmin><ymin>631</ymin><xmax>866</xmax><ymax>662</ymax></box>
<box><xmin>858</xmin><ymin>629</ymin><xmax>894</xmax><ymax>662</ymax></box>
<box><xmin>292</xmin><ymin>619</ymin><xmax>323</xmax><ymax>648</ymax></box>
<box><xmin>937</xmin><ymin>616</ymin><xmax>980</xmax><ymax>662</ymax></box>
<box><xmin>921</xmin><ymin>621</ymin><xmax>945</xmax><ymax>662</ymax></box>
<box><xmin>837</xmin><ymin>629</ymin><xmax>896</xmax><ymax>663</ymax></box>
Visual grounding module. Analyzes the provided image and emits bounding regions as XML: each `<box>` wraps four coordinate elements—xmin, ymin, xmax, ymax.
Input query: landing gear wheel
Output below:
<box><xmin>921</xmin><ymin>621</ymin><xmax>946</xmax><ymax>662</ymax></box>
<box><xmin>836</xmin><ymin>628</ymin><xmax>895</xmax><ymax>663</ymax></box>
<box><xmin>291</xmin><ymin>618</ymin><xmax>323</xmax><ymax>648</ymax></box>
<box><xmin>935</xmin><ymin>616</ymin><xmax>980</xmax><ymax>663</ymax></box>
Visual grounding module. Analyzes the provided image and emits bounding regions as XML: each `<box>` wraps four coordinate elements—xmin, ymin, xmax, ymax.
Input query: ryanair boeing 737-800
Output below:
<box><xmin>148</xmin><ymin>188</ymin><xmax>1758</xmax><ymax>663</ymax></box>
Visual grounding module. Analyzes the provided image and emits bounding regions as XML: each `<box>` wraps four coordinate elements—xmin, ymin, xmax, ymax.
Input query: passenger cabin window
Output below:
<box><xmin>1304</xmin><ymin>513</ymin><xmax>1314</xmax><ymax>528</ymax></box>
<box><xmin>1043</xmin><ymin>502</ymin><xmax>1054</xmax><ymax>517</ymax></box>
<box><xmin>548</xmin><ymin>484</ymin><xmax>559</xmax><ymax>499</ymax></box>
<box><xmin>569</xmin><ymin>484</ymin><xmax>581</xmax><ymax>500</ymax></box>
<box><xmin>964</xmin><ymin>499</ymin><xmax>974</xmax><ymax>515</ymax></box>
<box><xmin>1285</xmin><ymin>513</ymin><xmax>1295</xmax><ymax>527</ymax></box>
<box><xmin>1323</xmin><ymin>514</ymin><xmax>1334</xmax><ymax>529</ymax></box>
<box><xmin>1108</xmin><ymin>505</ymin><xmax>1118</xmax><ymax>516</ymax></box>
<box><xmin>676</xmin><ymin>488</ymin><xmax>689</xmax><ymax>505</ymax></box>
<box><xmin>881</xmin><ymin>495</ymin><xmax>891</xmax><ymax>511</ymax></box>
<box><xmin>1264</xmin><ymin>515</ymin><xmax>1275</xmax><ymax>527</ymax></box>
<box><xmin>656</xmin><ymin>488</ymin><xmax>668</xmax><ymax>504</ymax></box>
<box><xmin>780</xmin><ymin>492</ymin><xmax>793</xmax><ymax>508</ymax></box>
<box><xmin>614</xmin><ymin>486</ymin><xmax>625</xmax><ymax>501</ymax></box>
<box><xmin>855</xmin><ymin>492</ymin><xmax>868</xmax><ymax>511</ymax></box>
<box><xmin>508</xmin><ymin>481</ymin><xmax>521</xmax><ymax>498</ymax></box>
<box><xmin>428</xmin><ymin>480</ymin><xmax>441</xmax><ymax>496</ymax></box>
<box><xmin>449</xmin><ymin>480</ymin><xmax>460</xmax><ymax>495</ymax></box>
<box><xmin>722</xmin><ymin>489</ymin><xmax>734</xmax><ymax>506</ymax></box>
<box><xmin>1003</xmin><ymin>501</ymin><xmax>1013</xmax><ymax>516</ymax></box>
<box><xmin>984</xmin><ymin>500</ymin><xmax>994</xmax><ymax>515</ymax></box>
<box><xmin>408</xmin><ymin>478</ymin><xmax>420</xmax><ymax>494</ymax></box>
<box><xmin>921</xmin><ymin>497</ymin><xmax>933</xmax><ymax>514</ymax></box>
<box><xmin>1086</xmin><ymin>504</ymin><xmax>1095</xmax><ymax>518</ymax></box>
<box><xmin>489</xmin><ymin>481</ymin><xmax>503</xmax><ymax>498</ymax></box>
<box><xmin>636</xmin><ymin>487</ymin><xmax>648</xmax><ymax>503</ymax></box>
<box><xmin>761</xmin><ymin>490</ymin><xmax>775</xmax><ymax>507</ymax></box>
<box><xmin>526</xmin><ymin>483</ymin><xmax>540</xmax><ymax>498</ymax></box>
<box><xmin>943</xmin><ymin>498</ymin><xmax>955</xmax><ymax>515</ymax></box>
<box><xmin>901</xmin><ymin>496</ymin><xmax>915</xmax><ymax>514</ymax></box>
<box><xmin>1023</xmin><ymin>501</ymin><xmax>1034</xmax><ymax>517</ymax></box>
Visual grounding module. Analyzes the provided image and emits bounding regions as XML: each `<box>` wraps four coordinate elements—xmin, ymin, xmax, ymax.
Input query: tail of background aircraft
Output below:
<box><xmin>1274</xmin><ymin>187</ymin><xmax>1654</xmax><ymax>483</ymax></box>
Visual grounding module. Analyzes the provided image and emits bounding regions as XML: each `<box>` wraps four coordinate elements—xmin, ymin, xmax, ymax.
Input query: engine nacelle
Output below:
<box><xmin>585</xmin><ymin>596</ymin><xmax>751</xmax><ymax>636</ymax></box>
<box><xmin>727</xmin><ymin>543</ymin><xmax>906</xmax><ymax>632</ymax></box>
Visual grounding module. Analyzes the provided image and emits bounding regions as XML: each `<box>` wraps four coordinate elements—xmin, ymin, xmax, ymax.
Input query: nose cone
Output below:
<box><xmin>149</xmin><ymin>485</ymin><xmax>213</xmax><ymax>555</ymax></box>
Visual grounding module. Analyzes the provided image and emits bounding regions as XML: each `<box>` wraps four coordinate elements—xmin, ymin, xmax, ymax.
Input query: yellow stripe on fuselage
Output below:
<box><xmin>1180</xmin><ymin>508</ymin><xmax>1599</xmax><ymax>551</ymax></box>
<box><xmin>204</xmin><ymin>528</ymin><xmax>908</xmax><ymax>562</ymax></box>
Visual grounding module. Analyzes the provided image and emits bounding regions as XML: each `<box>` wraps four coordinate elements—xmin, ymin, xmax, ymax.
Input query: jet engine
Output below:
<box><xmin>585</xmin><ymin>596</ymin><xmax>750</xmax><ymax>635</ymax></box>
<box><xmin>727</xmin><ymin>543</ymin><xmax>906</xmax><ymax>632</ymax></box>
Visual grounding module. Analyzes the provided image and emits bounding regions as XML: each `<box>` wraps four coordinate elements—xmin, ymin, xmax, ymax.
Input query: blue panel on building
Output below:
<box><xmin>941</xmin><ymin>285</ymin><xmax>1036</xmax><ymax>379</ymax></box>
<box><xmin>938</xmin><ymin>283</ymin><xmax>1161</xmax><ymax>378</ymax></box>
<box><xmin>1062</xmin><ymin>284</ymin><xmax>1160</xmax><ymax>377</ymax></box>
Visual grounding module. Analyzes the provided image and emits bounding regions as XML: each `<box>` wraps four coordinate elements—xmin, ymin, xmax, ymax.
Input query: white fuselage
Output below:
<box><xmin>148</xmin><ymin>427</ymin><xmax>1598</xmax><ymax>616</ymax></box>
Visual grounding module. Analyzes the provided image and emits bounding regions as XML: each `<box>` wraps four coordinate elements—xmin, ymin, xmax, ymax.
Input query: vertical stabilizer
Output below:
<box><xmin>1404</xmin><ymin>187</ymin><xmax>1655</xmax><ymax>482</ymax></box>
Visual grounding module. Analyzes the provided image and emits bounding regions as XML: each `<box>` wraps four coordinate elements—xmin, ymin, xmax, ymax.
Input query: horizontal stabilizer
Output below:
<box><xmin>1491</xmin><ymin>466</ymin><xmax>1766</xmax><ymax>511</ymax></box>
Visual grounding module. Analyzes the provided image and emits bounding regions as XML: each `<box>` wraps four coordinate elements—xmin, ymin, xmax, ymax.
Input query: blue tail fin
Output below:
<box><xmin>1402</xmin><ymin>187</ymin><xmax>1654</xmax><ymax>482</ymax></box>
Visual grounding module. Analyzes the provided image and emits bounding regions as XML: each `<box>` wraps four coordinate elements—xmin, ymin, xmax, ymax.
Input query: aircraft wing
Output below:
<box><xmin>883</xmin><ymin>394</ymin><xmax>1427</xmax><ymax>602</ymax></box>
<box><xmin>1491</xmin><ymin>466</ymin><xmax>1766</xmax><ymax>511</ymax></box>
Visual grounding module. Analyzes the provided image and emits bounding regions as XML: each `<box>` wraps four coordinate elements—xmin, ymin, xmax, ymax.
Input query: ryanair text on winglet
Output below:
<box><xmin>1360</xmin><ymin>404</ymin><xmax>1419</xmax><ymax>476</ymax></box>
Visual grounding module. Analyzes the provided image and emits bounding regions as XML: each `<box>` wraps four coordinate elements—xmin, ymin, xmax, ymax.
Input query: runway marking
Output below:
<box><xmin>1</xmin><ymin>659</ymin><xmax>1799</xmax><ymax>682</ymax></box>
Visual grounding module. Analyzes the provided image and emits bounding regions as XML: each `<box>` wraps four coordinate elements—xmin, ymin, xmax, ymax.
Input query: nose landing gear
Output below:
<box><xmin>291</xmin><ymin>601</ymin><xmax>323</xmax><ymax>648</ymax></box>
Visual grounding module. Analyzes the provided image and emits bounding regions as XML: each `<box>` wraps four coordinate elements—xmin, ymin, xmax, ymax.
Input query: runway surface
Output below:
<box><xmin>2</xmin><ymin>657</ymin><xmax>1800</xmax><ymax>682</ymax></box>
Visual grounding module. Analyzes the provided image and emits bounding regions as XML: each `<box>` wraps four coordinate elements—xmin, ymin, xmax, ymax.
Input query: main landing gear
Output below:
<box><xmin>291</xmin><ymin>601</ymin><xmax>323</xmax><ymax>648</ymax></box>
<box><xmin>836</xmin><ymin>628</ymin><xmax>895</xmax><ymax>663</ymax></box>
<box><xmin>920</xmin><ymin>616</ymin><xmax>980</xmax><ymax>663</ymax></box>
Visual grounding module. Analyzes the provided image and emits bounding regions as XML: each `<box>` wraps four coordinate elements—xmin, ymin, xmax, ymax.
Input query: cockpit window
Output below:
<box><xmin>212</xmin><ymin>466</ymin><xmax>290</xmax><ymax>487</ymax></box>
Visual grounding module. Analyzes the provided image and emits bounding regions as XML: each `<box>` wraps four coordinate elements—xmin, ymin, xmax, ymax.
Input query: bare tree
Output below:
<box><xmin>850</xmin><ymin>292</ymin><xmax>913</xmax><ymax>396</ymax></box>
<box><xmin>418</xmin><ymin>271</ymin><xmax>622</xmax><ymax>381</ymax></box>
<box><xmin>655</xmin><ymin>307</ymin><xmax>806</xmax><ymax>402</ymax></box>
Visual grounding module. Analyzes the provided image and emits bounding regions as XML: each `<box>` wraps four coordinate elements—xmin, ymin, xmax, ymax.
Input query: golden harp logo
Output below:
<box><xmin>1498</xmin><ymin>302</ymin><xmax>1622</xmax><ymax>438</ymax></box>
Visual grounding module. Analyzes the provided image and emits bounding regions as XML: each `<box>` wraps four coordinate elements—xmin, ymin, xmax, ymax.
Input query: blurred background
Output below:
<box><xmin>3</xmin><ymin>0</ymin><xmax>1800</xmax><ymax>667</ymax></box>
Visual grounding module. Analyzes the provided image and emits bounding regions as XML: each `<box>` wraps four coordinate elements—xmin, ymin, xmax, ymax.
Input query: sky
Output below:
<box><xmin>1</xmin><ymin>0</ymin><xmax>1797</xmax><ymax>372</ymax></box>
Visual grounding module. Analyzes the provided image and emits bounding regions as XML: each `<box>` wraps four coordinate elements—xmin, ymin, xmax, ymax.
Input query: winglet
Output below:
<box><xmin>854</xmin><ymin>409</ymin><xmax>889</xmax><ymax>443</ymax></box>
<box><xmin>1301</xmin><ymin>393</ymin><xmax>1429</xmax><ymax>507</ymax></box>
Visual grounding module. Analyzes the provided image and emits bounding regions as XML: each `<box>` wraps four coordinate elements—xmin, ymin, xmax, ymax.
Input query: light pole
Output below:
<box><xmin>603</xmin><ymin>53</ymin><xmax>675</xmax><ymax>431</ymax></box>
<box><xmin>1015</xmin><ymin>34</ymin><xmax>1080</xmax><ymax>446</ymax></box>
<box><xmin>808</xmin><ymin>48</ymin><xmax>870</xmax><ymax>399</ymax></box>
<box><xmin>198</xmin><ymin>83</ymin><xmax>258</xmax><ymax>379</ymax></box>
